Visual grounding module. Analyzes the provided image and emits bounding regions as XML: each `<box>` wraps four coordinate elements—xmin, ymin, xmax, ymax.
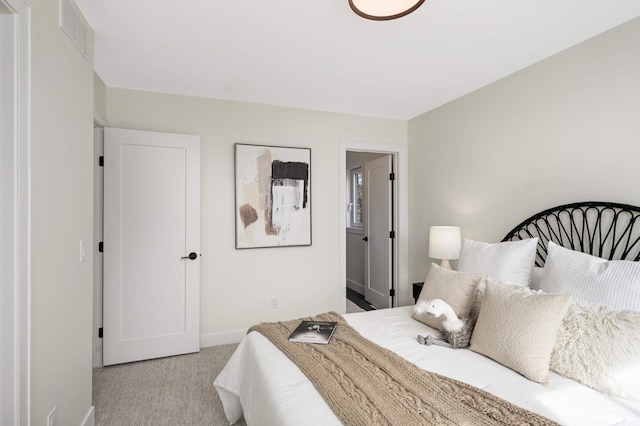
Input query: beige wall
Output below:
<box><xmin>30</xmin><ymin>0</ymin><xmax>95</xmax><ymax>424</ymax></box>
<box><xmin>94</xmin><ymin>73</ymin><xmax>107</xmax><ymax>121</ymax></box>
<box><xmin>408</xmin><ymin>17</ymin><xmax>640</xmax><ymax>283</ymax></box>
<box><xmin>105</xmin><ymin>89</ymin><xmax>407</xmax><ymax>342</ymax></box>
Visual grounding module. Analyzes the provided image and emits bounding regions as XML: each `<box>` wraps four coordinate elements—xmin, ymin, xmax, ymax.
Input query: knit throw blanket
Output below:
<box><xmin>249</xmin><ymin>312</ymin><xmax>559</xmax><ymax>426</ymax></box>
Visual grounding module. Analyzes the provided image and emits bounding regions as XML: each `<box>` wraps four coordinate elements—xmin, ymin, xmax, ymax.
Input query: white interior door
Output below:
<box><xmin>364</xmin><ymin>155</ymin><xmax>393</xmax><ymax>308</ymax></box>
<box><xmin>103</xmin><ymin>128</ymin><xmax>200</xmax><ymax>366</ymax></box>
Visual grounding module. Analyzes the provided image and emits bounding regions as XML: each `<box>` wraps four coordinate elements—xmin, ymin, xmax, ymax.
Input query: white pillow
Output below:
<box><xmin>530</xmin><ymin>267</ymin><xmax>544</xmax><ymax>290</ymax></box>
<box><xmin>456</xmin><ymin>238</ymin><xmax>538</xmax><ymax>287</ymax></box>
<box><xmin>551</xmin><ymin>299</ymin><xmax>640</xmax><ymax>401</ymax></box>
<box><xmin>540</xmin><ymin>242</ymin><xmax>640</xmax><ymax>312</ymax></box>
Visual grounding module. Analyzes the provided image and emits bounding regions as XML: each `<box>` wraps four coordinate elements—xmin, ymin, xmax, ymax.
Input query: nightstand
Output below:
<box><xmin>412</xmin><ymin>282</ymin><xmax>424</xmax><ymax>303</ymax></box>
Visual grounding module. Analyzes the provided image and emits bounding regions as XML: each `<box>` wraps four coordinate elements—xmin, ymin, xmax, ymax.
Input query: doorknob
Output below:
<box><xmin>362</xmin><ymin>236</ymin><xmax>368</xmax><ymax>242</ymax></box>
<box><xmin>180</xmin><ymin>252</ymin><xmax>198</xmax><ymax>260</ymax></box>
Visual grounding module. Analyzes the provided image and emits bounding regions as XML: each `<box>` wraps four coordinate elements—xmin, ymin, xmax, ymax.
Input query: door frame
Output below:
<box><xmin>92</xmin><ymin>113</ymin><xmax>108</xmax><ymax>368</ymax></box>
<box><xmin>0</xmin><ymin>0</ymin><xmax>30</xmax><ymax>423</ymax></box>
<box><xmin>339</xmin><ymin>141</ymin><xmax>408</xmax><ymax>311</ymax></box>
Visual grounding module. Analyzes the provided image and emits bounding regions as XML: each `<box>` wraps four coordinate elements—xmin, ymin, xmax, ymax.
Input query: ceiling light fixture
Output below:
<box><xmin>349</xmin><ymin>0</ymin><xmax>425</xmax><ymax>21</ymax></box>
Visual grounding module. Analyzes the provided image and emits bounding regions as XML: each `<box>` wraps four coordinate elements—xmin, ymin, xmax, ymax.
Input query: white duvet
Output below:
<box><xmin>214</xmin><ymin>306</ymin><xmax>640</xmax><ymax>425</ymax></box>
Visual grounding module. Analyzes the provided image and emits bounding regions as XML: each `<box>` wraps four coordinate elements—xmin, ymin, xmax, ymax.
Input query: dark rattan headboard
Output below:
<box><xmin>502</xmin><ymin>202</ymin><xmax>640</xmax><ymax>267</ymax></box>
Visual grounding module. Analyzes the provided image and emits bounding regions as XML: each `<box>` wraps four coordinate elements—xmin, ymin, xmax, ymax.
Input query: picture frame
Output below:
<box><xmin>235</xmin><ymin>143</ymin><xmax>311</xmax><ymax>249</ymax></box>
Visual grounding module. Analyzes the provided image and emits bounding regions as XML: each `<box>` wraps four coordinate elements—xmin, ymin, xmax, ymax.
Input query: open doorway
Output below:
<box><xmin>346</xmin><ymin>151</ymin><xmax>393</xmax><ymax>311</ymax></box>
<box><xmin>340</xmin><ymin>140</ymin><xmax>407</xmax><ymax>315</ymax></box>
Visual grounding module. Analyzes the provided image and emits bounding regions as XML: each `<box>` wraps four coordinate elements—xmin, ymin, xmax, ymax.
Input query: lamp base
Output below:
<box><xmin>439</xmin><ymin>259</ymin><xmax>452</xmax><ymax>270</ymax></box>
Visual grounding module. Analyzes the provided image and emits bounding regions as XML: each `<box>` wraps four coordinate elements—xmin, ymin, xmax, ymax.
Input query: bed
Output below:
<box><xmin>214</xmin><ymin>201</ymin><xmax>640</xmax><ymax>425</ymax></box>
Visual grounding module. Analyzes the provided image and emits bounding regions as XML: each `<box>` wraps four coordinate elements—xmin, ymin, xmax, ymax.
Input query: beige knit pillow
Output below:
<box><xmin>469</xmin><ymin>280</ymin><xmax>572</xmax><ymax>383</ymax></box>
<box><xmin>412</xmin><ymin>263</ymin><xmax>482</xmax><ymax>330</ymax></box>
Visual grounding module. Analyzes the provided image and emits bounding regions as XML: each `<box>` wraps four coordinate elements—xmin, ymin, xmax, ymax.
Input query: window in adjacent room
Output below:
<box><xmin>349</xmin><ymin>167</ymin><xmax>363</xmax><ymax>228</ymax></box>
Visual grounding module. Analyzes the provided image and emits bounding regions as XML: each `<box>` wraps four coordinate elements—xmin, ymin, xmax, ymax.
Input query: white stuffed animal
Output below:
<box><xmin>415</xmin><ymin>298</ymin><xmax>474</xmax><ymax>349</ymax></box>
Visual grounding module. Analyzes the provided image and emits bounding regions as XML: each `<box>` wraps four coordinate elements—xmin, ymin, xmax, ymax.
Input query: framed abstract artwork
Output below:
<box><xmin>235</xmin><ymin>143</ymin><xmax>311</xmax><ymax>249</ymax></box>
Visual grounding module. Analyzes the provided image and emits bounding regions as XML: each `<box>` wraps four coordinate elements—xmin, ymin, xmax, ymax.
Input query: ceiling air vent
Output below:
<box><xmin>60</xmin><ymin>0</ymin><xmax>87</xmax><ymax>58</ymax></box>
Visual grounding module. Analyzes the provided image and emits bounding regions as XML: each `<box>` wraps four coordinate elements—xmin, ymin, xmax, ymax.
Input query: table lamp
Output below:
<box><xmin>429</xmin><ymin>226</ymin><xmax>461</xmax><ymax>269</ymax></box>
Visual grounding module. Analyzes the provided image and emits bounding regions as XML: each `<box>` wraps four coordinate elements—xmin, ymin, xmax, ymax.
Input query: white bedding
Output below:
<box><xmin>214</xmin><ymin>306</ymin><xmax>640</xmax><ymax>425</ymax></box>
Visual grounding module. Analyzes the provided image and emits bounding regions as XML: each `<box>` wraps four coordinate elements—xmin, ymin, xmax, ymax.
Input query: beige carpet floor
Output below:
<box><xmin>94</xmin><ymin>304</ymin><xmax>362</xmax><ymax>425</ymax></box>
<box><xmin>93</xmin><ymin>344</ymin><xmax>246</xmax><ymax>426</ymax></box>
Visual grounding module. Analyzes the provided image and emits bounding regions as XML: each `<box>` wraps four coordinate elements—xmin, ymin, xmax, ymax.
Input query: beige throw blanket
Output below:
<box><xmin>250</xmin><ymin>312</ymin><xmax>558</xmax><ymax>426</ymax></box>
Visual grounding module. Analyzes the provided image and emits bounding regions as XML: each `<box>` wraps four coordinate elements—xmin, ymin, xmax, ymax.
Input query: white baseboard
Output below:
<box><xmin>347</xmin><ymin>279</ymin><xmax>364</xmax><ymax>294</ymax></box>
<box><xmin>200</xmin><ymin>328</ymin><xmax>248</xmax><ymax>348</ymax></box>
<box><xmin>81</xmin><ymin>406</ymin><xmax>95</xmax><ymax>426</ymax></box>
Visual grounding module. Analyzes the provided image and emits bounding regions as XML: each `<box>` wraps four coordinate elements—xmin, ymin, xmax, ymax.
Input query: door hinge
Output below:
<box><xmin>389</xmin><ymin>172</ymin><xmax>395</xmax><ymax>181</ymax></box>
<box><xmin>389</xmin><ymin>289</ymin><xmax>395</xmax><ymax>297</ymax></box>
<box><xmin>98</xmin><ymin>242</ymin><xmax>103</xmax><ymax>253</ymax></box>
<box><xmin>389</xmin><ymin>231</ymin><xmax>395</xmax><ymax>239</ymax></box>
<box><xmin>99</xmin><ymin>156</ymin><xmax>104</xmax><ymax>167</ymax></box>
<box><xmin>98</xmin><ymin>327</ymin><xmax>103</xmax><ymax>338</ymax></box>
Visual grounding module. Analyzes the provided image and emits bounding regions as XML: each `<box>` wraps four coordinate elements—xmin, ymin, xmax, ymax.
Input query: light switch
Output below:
<box><xmin>80</xmin><ymin>240</ymin><xmax>86</xmax><ymax>262</ymax></box>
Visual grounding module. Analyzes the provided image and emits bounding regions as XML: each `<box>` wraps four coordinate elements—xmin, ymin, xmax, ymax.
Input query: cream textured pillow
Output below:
<box><xmin>456</xmin><ymin>238</ymin><xmax>538</xmax><ymax>287</ymax></box>
<box><xmin>551</xmin><ymin>299</ymin><xmax>640</xmax><ymax>401</ymax></box>
<box><xmin>470</xmin><ymin>280</ymin><xmax>572</xmax><ymax>383</ymax></box>
<box><xmin>541</xmin><ymin>241</ymin><xmax>640</xmax><ymax>311</ymax></box>
<box><xmin>412</xmin><ymin>263</ymin><xmax>482</xmax><ymax>330</ymax></box>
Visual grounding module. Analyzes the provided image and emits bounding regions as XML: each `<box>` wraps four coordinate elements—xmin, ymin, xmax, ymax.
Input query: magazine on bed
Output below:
<box><xmin>288</xmin><ymin>320</ymin><xmax>337</xmax><ymax>344</ymax></box>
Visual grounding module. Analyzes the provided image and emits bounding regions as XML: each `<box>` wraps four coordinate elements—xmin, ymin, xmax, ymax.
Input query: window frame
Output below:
<box><xmin>349</xmin><ymin>167</ymin><xmax>363</xmax><ymax>228</ymax></box>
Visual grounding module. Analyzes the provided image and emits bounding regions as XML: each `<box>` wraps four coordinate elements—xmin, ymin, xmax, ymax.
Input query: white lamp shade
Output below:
<box><xmin>429</xmin><ymin>226</ymin><xmax>461</xmax><ymax>260</ymax></box>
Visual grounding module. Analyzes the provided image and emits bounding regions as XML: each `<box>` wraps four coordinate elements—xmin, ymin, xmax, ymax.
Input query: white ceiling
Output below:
<box><xmin>75</xmin><ymin>0</ymin><xmax>640</xmax><ymax>120</ymax></box>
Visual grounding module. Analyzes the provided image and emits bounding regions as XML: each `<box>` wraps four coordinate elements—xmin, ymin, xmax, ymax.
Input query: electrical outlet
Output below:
<box><xmin>270</xmin><ymin>296</ymin><xmax>279</xmax><ymax>308</ymax></box>
<box><xmin>47</xmin><ymin>407</ymin><xmax>57</xmax><ymax>426</ymax></box>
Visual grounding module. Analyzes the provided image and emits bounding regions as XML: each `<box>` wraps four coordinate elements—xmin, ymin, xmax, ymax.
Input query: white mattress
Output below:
<box><xmin>214</xmin><ymin>306</ymin><xmax>640</xmax><ymax>425</ymax></box>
